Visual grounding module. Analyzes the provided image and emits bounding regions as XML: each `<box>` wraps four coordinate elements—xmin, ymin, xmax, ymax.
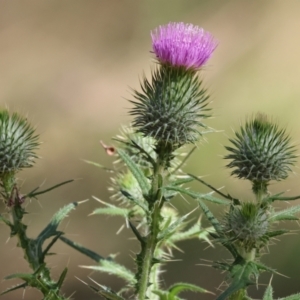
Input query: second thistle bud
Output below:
<box><xmin>223</xmin><ymin>202</ymin><xmax>270</xmax><ymax>259</ymax></box>
<box><xmin>225</xmin><ymin>113</ymin><xmax>296</xmax><ymax>187</ymax></box>
<box><xmin>0</xmin><ymin>110</ymin><xmax>39</xmax><ymax>199</ymax></box>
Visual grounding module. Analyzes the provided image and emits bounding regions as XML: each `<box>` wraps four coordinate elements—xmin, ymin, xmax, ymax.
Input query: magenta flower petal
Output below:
<box><xmin>151</xmin><ymin>22</ymin><xmax>217</xmax><ymax>70</ymax></box>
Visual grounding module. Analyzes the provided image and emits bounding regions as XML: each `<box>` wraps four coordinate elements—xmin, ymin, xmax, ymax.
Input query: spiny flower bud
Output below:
<box><xmin>0</xmin><ymin>110</ymin><xmax>39</xmax><ymax>176</ymax></box>
<box><xmin>223</xmin><ymin>202</ymin><xmax>269</xmax><ymax>255</ymax></box>
<box><xmin>225</xmin><ymin>113</ymin><xmax>296</xmax><ymax>184</ymax></box>
<box><xmin>130</xmin><ymin>66</ymin><xmax>210</xmax><ymax>147</ymax></box>
<box><xmin>151</xmin><ymin>22</ymin><xmax>217</xmax><ymax>70</ymax></box>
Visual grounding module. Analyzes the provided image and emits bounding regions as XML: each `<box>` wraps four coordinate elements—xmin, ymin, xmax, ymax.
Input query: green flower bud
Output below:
<box><xmin>0</xmin><ymin>110</ymin><xmax>39</xmax><ymax>176</ymax></box>
<box><xmin>223</xmin><ymin>202</ymin><xmax>269</xmax><ymax>256</ymax></box>
<box><xmin>225</xmin><ymin>113</ymin><xmax>296</xmax><ymax>184</ymax></box>
<box><xmin>0</xmin><ymin>110</ymin><xmax>38</xmax><ymax>202</ymax></box>
<box><xmin>130</xmin><ymin>66</ymin><xmax>210</xmax><ymax>148</ymax></box>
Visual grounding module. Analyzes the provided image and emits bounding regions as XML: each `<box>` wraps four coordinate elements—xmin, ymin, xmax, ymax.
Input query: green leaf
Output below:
<box><xmin>117</xmin><ymin>148</ymin><xmax>151</xmax><ymax>196</ymax></box>
<box><xmin>97</xmin><ymin>290</ymin><xmax>125</xmax><ymax>300</ymax></box>
<box><xmin>158</xmin><ymin>211</ymin><xmax>192</xmax><ymax>241</ymax></box>
<box><xmin>280</xmin><ymin>294</ymin><xmax>300</xmax><ymax>300</ymax></box>
<box><xmin>57</xmin><ymin>267</ymin><xmax>68</xmax><ymax>289</ymax></box>
<box><xmin>4</xmin><ymin>272</ymin><xmax>34</xmax><ymax>281</ymax></box>
<box><xmin>266</xmin><ymin>230</ymin><xmax>289</xmax><ymax>238</ymax></box>
<box><xmin>263</xmin><ymin>284</ymin><xmax>273</xmax><ymax>300</ymax></box>
<box><xmin>170</xmin><ymin>222</ymin><xmax>213</xmax><ymax>246</ymax></box>
<box><xmin>216</xmin><ymin>261</ymin><xmax>259</xmax><ymax>300</ymax></box>
<box><xmin>37</xmin><ymin>200</ymin><xmax>86</xmax><ymax>248</ymax></box>
<box><xmin>265</xmin><ymin>193</ymin><xmax>300</xmax><ymax>203</ymax></box>
<box><xmin>269</xmin><ymin>205</ymin><xmax>300</xmax><ymax>222</ymax></box>
<box><xmin>60</xmin><ymin>236</ymin><xmax>105</xmax><ymax>262</ymax></box>
<box><xmin>164</xmin><ymin>186</ymin><xmax>230</xmax><ymax>205</ymax></box>
<box><xmin>26</xmin><ymin>179</ymin><xmax>74</xmax><ymax>199</ymax></box>
<box><xmin>0</xmin><ymin>282</ymin><xmax>27</xmax><ymax>296</ymax></box>
<box><xmin>169</xmin><ymin>282</ymin><xmax>212</xmax><ymax>297</ymax></box>
<box><xmin>93</xmin><ymin>207</ymin><xmax>130</xmax><ymax>217</ymax></box>
<box><xmin>168</xmin><ymin>176</ymin><xmax>194</xmax><ymax>186</ymax></box>
<box><xmin>187</xmin><ymin>173</ymin><xmax>240</xmax><ymax>204</ymax></box>
<box><xmin>120</xmin><ymin>190</ymin><xmax>149</xmax><ymax>212</ymax></box>
<box><xmin>81</xmin><ymin>260</ymin><xmax>136</xmax><ymax>285</ymax></box>
<box><xmin>198</xmin><ymin>201</ymin><xmax>238</xmax><ymax>257</ymax></box>
<box><xmin>84</xmin><ymin>159</ymin><xmax>114</xmax><ymax>172</ymax></box>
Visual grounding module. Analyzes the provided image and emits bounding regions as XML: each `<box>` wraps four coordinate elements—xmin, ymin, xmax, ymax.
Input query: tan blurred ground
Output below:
<box><xmin>1</xmin><ymin>1</ymin><xmax>300</xmax><ymax>299</ymax></box>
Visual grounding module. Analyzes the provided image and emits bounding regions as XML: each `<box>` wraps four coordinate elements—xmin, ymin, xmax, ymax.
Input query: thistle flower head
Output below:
<box><xmin>225</xmin><ymin>113</ymin><xmax>296</xmax><ymax>184</ymax></box>
<box><xmin>130</xmin><ymin>67</ymin><xmax>210</xmax><ymax>147</ymax></box>
<box><xmin>223</xmin><ymin>202</ymin><xmax>270</xmax><ymax>254</ymax></box>
<box><xmin>0</xmin><ymin>110</ymin><xmax>39</xmax><ymax>176</ymax></box>
<box><xmin>151</xmin><ymin>22</ymin><xmax>217</xmax><ymax>70</ymax></box>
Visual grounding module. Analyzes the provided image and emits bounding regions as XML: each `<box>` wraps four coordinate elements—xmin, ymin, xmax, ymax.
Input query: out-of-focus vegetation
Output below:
<box><xmin>1</xmin><ymin>1</ymin><xmax>300</xmax><ymax>299</ymax></box>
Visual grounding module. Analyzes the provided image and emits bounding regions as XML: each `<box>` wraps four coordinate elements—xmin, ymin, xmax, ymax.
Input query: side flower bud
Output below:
<box><xmin>0</xmin><ymin>110</ymin><xmax>39</xmax><ymax>200</ymax></box>
<box><xmin>223</xmin><ymin>202</ymin><xmax>270</xmax><ymax>260</ymax></box>
<box><xmin>225</xmin><ymin>113</ymin><xmax>296</xmax><ymax>186</ymax></box>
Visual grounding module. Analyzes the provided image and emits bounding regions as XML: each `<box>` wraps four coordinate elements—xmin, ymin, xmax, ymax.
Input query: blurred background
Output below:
<box><xmin>1</xmin><ymin>1</ymin><xmax>300</xmax><ymax>299</ymax></box>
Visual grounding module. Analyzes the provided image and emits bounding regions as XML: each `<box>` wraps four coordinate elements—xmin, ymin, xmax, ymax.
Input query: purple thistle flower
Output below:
<box><xmin>151</xmin><ymin>22</ymin><xmax>217</xmax><ymax>70</ymax></box>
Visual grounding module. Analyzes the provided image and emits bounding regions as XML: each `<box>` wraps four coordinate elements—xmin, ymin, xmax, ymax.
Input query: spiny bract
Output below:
<box><xmin>130</xmin><ymin>66</ymin><xmax>210</xmax><ymax>147</ymax></box>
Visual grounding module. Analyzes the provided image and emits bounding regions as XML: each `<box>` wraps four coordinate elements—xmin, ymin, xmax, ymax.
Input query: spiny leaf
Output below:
<box><xmin>26</xmin><ymin>179</ymin><xmax>74</xmax><ymax>199</ymax></box>
<box><xmin>198</xmin><ymin>201</ymin><xmax>238</xmax><ymax>257</ymax></box>
<box><xmin>188</xmin><ymin>173</ymin><xmax>240</xmax><ymax>204</ymax></box>
<box><xmin>170</xmin><ymin>222</ymin><xmax>213</xmax><ymax>246</ymax></box>
<box><xmin>280</xmin><ymin>294</ymin><xmax>300</xmax><ymax>300</ymax></box>
<box><xmin>81</xmin><ymin>260</ymin><xmax>136</xmax><ymax>285</ymax></box>
<box><xmin>168</xmin><ymin>176</ymin><xmax>194</xmax><ymax>186</ymax></box>
<box><xmin>158</xmin><ymin>211</ymin><xmax>192</xmax><ymax>241</ymax></box>
<box><xmin>117</xmin><ymin>148</ymin><xmax>151</xmax><ymax>196</ymax></box>
<box><xmin>57</xmin><ymin>267</ymin><xmax>68</xmax><ymax>289</ymax></box>
<box><xmin>0</xmin><ymin>282</ymin><xmax>27</xmax><ymax>295</ymax></box>
<box><xmin>265</xmin><ymin>193</ymin><xmax>300</xmax><ymax>203</ymax></box>
<box><xmin>266</xmin><ymin>230</ymin><xmax>290</xmax><ymax>238</ymax></box>
<box><xmin>84</xmin><ymin>159</ymin><xmax>114</xmax><ymax>172</ymax></box>
<box><xmin>4</xmin><ymin>272</ymin><xmax>34</xmax><ymax>281</ymax></box>
<box><xmin>216</xmin><ymin>262</ymin><xmax>258</xmax><ymax>300</ymax></box>
<box><xmin>263</xmin><ymin>284</ymin><xmax>273</xmax><ymax>300</ymax></box>
<box><xmin>60</xmin><ymin>236</ymin><xmax>105</xmax><ymax>262</ymax></box>
<box><xmin>93</xmin><ymin>207</ymin><xmax>130</xmax><ymax>217</ymax></box>
<box><xmin>120</xmin><ymin>189</ymin><xmax>149</xmax><ymax>212</ymax></box>
<box><xmin>269</xmin><ymin>205</ymin><xmax>300</xmax><ymax>222</ymax></box>
<box><xmin>164</xmin><ymin>186</ymin><xmax>230</xmax><ymax>205</ymax></box>
<box><xmin>37</xmin><ymin>201</ymin><xmax>83</xmax><ymax>245</ymax></box>
<box><xmin>168</xmin><ymin>282</ymin><xmax>212</xmax><ymax>297</ymax></box>
<box><xmin>82</xmin><ymin>281</ymin><xmax>125</xmax><ymax>300</ymax></box>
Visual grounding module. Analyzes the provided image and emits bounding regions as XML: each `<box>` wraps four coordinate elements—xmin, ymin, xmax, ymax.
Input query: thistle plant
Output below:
<box><xmin>2</xmin><ymin>21</ymin><xmax>300</xmax><ymax>300</ymax></box>
<box><xmin>60</xmin><ymin>22</ymin><xmax>221</xmax><ymax>300</ymax></box>
<box><xmin>0</xmin><ymin>109</ymin><xmax>79</xmax><ymax>299</ymax></box>
<box><xmin>192</xmin><ymin>114</ymin><xmax>300</xmax><ymax>299</ymax></box>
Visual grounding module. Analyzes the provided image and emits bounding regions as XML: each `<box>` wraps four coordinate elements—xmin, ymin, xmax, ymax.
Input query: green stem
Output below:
<box><xmin>10</xmin><ymin>200</ymin><xmax>66</xmax><ymax>299</ymax></box>
<box><xmin>137</xmin><ymin>202</ymin><xmax>162</xmax><ymax>300</ymax></box>
<box><xmin>136</xmin><ymin>145</ymin><xmax>166</xmax><ymax>300</ymax></box>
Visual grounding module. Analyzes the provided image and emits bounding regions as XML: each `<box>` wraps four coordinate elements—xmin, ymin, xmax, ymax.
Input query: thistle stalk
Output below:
<box><xmin>136</xmin><ymin>144</ymin><xmax>166</xmax><ymax>299</ymax></box>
